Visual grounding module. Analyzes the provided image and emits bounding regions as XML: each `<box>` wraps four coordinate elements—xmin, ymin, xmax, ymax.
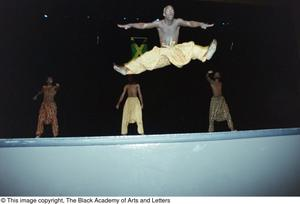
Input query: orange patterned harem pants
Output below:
<box><xmin>36</xmin><ymin>102</ymin><xmax>59</xmax><ymax>137</ymax></box>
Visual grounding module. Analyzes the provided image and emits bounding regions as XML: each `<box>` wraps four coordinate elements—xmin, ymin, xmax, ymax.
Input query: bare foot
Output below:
<box><xmin>113</xmin><ymin>63</ymin><xmax>127</xmax><ymax>75</ymax></box>
<box><xmin>206</xmin><ymin>39</ymin><xmax>217</xmax><ymax>60</ymax></box>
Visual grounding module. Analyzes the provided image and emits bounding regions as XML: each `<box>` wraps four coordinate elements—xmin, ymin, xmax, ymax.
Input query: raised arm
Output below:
<box><xmin>118</xmin><ymin>21</ymin><xmax>160</xmax><ymax>30</ymax></box>
<box><xmin>136</xmin><ymin>84</ymin><xmax>144</xmax><ymax>109</ymax></box>
<box><xmin>55</xmin><ymin>83</ymin><xmax>60</xmax><ymax>91</ymax></box>
<box><xmin>116</xmin><ymin>85</ymin><xmax>127</xmax><ymax>109</ymax></box>
<box><xmin>178</xmin><ymin>18</ymin><xmax>214</xmax><ymax>29</ymax></box>
<box><xmin>206</xmin><ymin>70</ymin><xmax>214</xmax><ymax>84</ymax></box>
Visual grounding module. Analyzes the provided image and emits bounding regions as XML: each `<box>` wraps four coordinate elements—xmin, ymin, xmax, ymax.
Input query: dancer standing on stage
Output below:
<box><xmin>113</xmin><ymin>5</ymin><xmax>217</xmax><ymax>75</ymax></box>
<box><xmin>116</xmin><ymin>75</ymin><xmax>144</xmax><ymax>135</ymax></box>
<box><xmin>206</xmin><ymin>70</ymin><xmax>235</xmax><ymax>132</ymax></box>
<box><xmin>33</xmin><ymin>77</ymin><xmax>60</xmax><ymax>137</ymax></box>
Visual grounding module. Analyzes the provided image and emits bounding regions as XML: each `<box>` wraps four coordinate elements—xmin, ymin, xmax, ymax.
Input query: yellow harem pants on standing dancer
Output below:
<box><xmin>208</xmin><ymin>96</ymin><xmax>234</xmax><ymax>132</ymax></box>
<box><xmin>36</xmin><ymin>101</ymin><xmax>59</xmax><ymax>136</ymax></box>
<box><xmin>121</xmin><ymin>97</ymin><xmax>144</xmax><ymax>135</ymax></box>
<box><xmin>125</xmin><ymin>41</ymin><xmax>209</xmax><ymax>74</ymax></box>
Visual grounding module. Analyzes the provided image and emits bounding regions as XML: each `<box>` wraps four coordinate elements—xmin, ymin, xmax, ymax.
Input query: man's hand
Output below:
<box><xmin>116</xmin><ymin>104</ymin><xmax>120</xmax><ymax>110</ymax></box>
<box><xmin>208</xmin><ymin>70</ymin><xmax>213</xmax><ymax>74</ymax></box>
<box><xmin>201</xmin><ymin>23</ymin><xmax>214</xmax><ymax>29</ymax></box>
<box><xmin>56</xmin><ymin>83</ymin><xmax>60</xmax><ymax>87</ymax></box>
<box><xmin>118</xmin><ymin>24</ymin><xmax>131</xmax><ymax>30</ymax></box>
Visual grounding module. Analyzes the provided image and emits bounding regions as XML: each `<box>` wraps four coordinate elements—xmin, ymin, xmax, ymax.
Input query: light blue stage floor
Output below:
<box><xmin>1</xmin><ymin>127</ymin><xmax>300</xmax><ymax>147</ymax></box>
<box><xmin>1</xmin><ymin>128</ymin><xmax>300</xmax><ymax>196</ymax></box>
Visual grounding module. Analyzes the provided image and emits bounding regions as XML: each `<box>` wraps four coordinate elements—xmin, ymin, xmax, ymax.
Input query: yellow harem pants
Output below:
<box><xmin>208</xmin><ymin>96</ymin><xmax>234</xmax><ymax>132</ymax></box>
<box><xmin>121</xmin><ymin>97</ymin><xmax>144</xmax><ymax>135</ymax></box>
<box><xmin>125</xmin><ymin>41</ymin><xmax>209</xmax><ymax>74</ymax></box>
<box><xmin>36</xmin><ymin>101</ymin><xmax>59</xmax><ymax>137</ymax></box>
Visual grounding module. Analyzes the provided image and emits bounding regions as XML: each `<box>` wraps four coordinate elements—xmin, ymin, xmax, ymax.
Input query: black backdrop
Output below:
<box><xmin>0</xmin><ymin>0</ymin><xmax>299</xmax><ymax>138</ymax></box>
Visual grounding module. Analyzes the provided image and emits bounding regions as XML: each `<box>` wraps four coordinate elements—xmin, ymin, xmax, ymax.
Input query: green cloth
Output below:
<box><xmin>130</xmin><ymin>41</ymin><xmax>148</xmax><ymax>60</ymax></box>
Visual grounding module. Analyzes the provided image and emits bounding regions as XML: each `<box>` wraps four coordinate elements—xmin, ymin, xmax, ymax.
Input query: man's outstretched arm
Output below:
<box><xmin>33</xmin><ymin>89</ymin><xmax>43</xmax><ymax>100</ymax></box>
<box><xmin>178</xmin><ymin>18</ymin><xmax>214</xmax><ymax>29</ymax></box>
<box><xmin>118</xmin><ymin>21</ymin><xmax>159</xmax><ymax>30</ymax></box>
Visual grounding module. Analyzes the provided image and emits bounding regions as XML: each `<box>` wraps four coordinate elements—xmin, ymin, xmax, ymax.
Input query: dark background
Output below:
<box><xmin>0</xmin><ymin>0</ymin><xmax>299</xmax><ymax>138</ymax></box>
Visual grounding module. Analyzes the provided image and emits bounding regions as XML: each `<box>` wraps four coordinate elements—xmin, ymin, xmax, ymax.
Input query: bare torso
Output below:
<box><xmin>42</xmin><ymin>85</ymin><xmax>57</xmax><ymax>102</ymax></box>
<box><xmin>157</xmin><ymin>19</ymin><xmax>181</xmax><ymax>47</ymax></box>
<box><xmin>126</xmin><ymin>84</ymin><xmax>139</xmax><ymax>97</ymax></box>
<box><xmin>210</xmin><ymin>81</ymin><xmax>222</xmax><ymax>97</ymax></box>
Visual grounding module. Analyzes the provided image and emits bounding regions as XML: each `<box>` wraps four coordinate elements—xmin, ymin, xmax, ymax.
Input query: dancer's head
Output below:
<box><xmin>127</xmin><ymin>75</ymin><xmax>135</xmax><ymax>84</ymax></box>
<box><xmin>46</xmin><ymin>76</ymin><xmax>53</xmax><ymax>84</ymax></box>
<box><xmin>163</xmin><ymin>5</ymin><xmax>175</xmax><ymax>21</ymax></box>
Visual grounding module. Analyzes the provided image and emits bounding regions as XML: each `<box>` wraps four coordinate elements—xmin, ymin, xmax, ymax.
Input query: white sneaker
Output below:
<box><xmin>113</xmin><ymin>64</ymin><xmax>127</xmax><ymax>75</ymax></box>
<box><xmin>206</xmin><ymin>39</ymin><xmax>217</xmax><ymax>60</ymax></box>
